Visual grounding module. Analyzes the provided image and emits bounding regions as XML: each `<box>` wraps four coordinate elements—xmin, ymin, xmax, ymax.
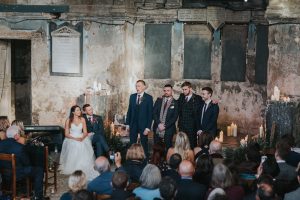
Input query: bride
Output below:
<box><xmin>59</xmin><ymin>105</ymin><xmax>99</xmax><ymax>180</ymax></box>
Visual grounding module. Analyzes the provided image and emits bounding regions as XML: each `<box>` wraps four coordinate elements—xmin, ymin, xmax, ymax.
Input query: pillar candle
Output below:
<box><xmin>233</xmin><ymin>124</ymin><xmax>237</xmax><ymax>137</ymax></box>
<box><xmin>110</xmin><ymin>122</ymin><xmax>115</xmax><ymax>135</ymax></box>
<box><xmin>259</xmin><ymin>125</ymin><xmax>263</xmax><ymax>138</ymax></box>
<box><xmin>219</xmin><ymin>131</ymin><xmax>224</xmax><ymax>142</ymax></box>
<box><xmin>227</xmin><ymin>126</ymin><xmax>231</xmax><ymax>136</ymax></box>
<box><xmin>231</xmin><ymin>122</ymin><xmax>235</xmax><ymax>136</ymax></box>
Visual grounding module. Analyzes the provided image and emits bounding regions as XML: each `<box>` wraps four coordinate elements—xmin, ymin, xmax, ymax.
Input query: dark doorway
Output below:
<box><xmin>11</xmin><ymin>40</ymin><xmax>31</xmax><ymax>124</ymax></box>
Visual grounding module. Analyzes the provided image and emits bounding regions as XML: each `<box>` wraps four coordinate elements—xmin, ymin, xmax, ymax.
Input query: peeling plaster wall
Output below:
<box><xmin>267</xmin><ymin>24</ymin><xmax>300</xmax><ymax>100</ymax></box>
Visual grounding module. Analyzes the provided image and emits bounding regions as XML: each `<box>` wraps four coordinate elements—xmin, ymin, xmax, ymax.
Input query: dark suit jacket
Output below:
<box><xmin>286</xmin><ymin>151</ymin><xmax>300</xmax><ymax>167</ymax></box>
<box><xmin>122</xmin><ymin>160</ymin><xmax>146</xmax><ymax>183</ymax></box>
<box><xmin>284</xmin><ymin>187</ymin><xmax>300</xmax><ymax>200</ymax></box>
<box><xmin>175</xmin><ymin>178</ymin><xmax>207</xmax><ymax>200</ymax></box>
<box><xmin>276</xmin><ymin>162</ymin><xmax>297</xmax><ymax>181</ymax></box>
<box><xmin>153</xmin><ymin>97</ymin><xmax>178</xmax><ymax>135</ymax></box>
<box><xmin>87</xmin><ymin>171</ymin><xmax>113</xmax><ymax>195</ymax></box>
<box><xmin>199</xmin><ymin>101</ymin><xmax>219</xmax><ymax>136</ymax></box>
<box><xmin>126</xmin><ymin>93</ymin><xmax>153</xmax><ymax>131</ymax></box>
<box><xmin>83</xmin><ymin>114</ymin><xmax>105</xmax><ymax>136</ymax></box>
<box><xmin>178</xmin><ymin>93</ymin><xmax>204</xmax><ymax>133</ymax></box>
<box><xmin>0</xmin><ymin>138</ymin><xmax>31</xmax><ymax>179</ymax></box>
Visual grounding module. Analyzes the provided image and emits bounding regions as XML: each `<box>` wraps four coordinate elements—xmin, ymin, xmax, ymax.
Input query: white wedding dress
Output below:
<box><xmin>59</xmin><ymin>123</ymin><xmax>99</xmax><ymax>180</ymax></box>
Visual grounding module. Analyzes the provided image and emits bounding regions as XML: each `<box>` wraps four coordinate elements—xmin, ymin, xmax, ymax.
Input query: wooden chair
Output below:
<box><xmin>0</xmin><ymin>153</ymin><xmax>31</xmax><ymax>199</ymax></box>
<box><xmin>43</xmin><ymin>146</ymin><xmax>58</xmax><ymax>195</ymax></box>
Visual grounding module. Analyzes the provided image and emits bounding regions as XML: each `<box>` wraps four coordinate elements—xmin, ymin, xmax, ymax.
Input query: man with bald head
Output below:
<box><xmin>209</xmin><ymin>140</ymin><xmax>224</xmax><ymax>165</ymax></box>
<box><xmin>87</xmin><ymin>156</ymin><xmax>113</xmax><ymax>195</ymax></box>
<box><xmin>176</xmin><ymin>160</ymin><xmax>207</xmax><ymax>200</ymax></box>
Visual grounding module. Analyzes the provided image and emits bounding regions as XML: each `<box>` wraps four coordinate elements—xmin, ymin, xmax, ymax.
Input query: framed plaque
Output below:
<box><xmin>49</xmin><ymin>22</ymin><xmax>83</xmax><ymax>76</ymax></box>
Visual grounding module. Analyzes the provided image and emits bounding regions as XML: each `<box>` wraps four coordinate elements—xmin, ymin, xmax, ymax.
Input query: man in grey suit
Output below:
<box><xmin>275</xmin><ymin>140</ymin><xmax>297</xmax><ymax>181</ymax></box>
<box><xmin>284</xmin><ymin>167</ymin><xmax>300</xmax><ymax>200</ymax></box>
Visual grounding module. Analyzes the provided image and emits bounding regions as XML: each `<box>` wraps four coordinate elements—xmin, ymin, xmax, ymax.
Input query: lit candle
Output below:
<box><xmin>259</xmin><ymin>125</ymin><xmax>263</xmax><ymax>138</ymax></box>
<box><xmin>110</xmin><ymin>122</ymin><xmax>115</xmax><ymax>135</ymax></box>
<box><xmin>231</xmin><ymin>122</ymin><xmax>235</xmax><ymax>136</ymax></box>
<box><xmin>233</xmin><ymin>124</ymin><xmax>237</xmax><ymax>137</ymax></box>
<box><xmin>227</xmin><ymin>126</ymin><xmax>231</xmax><ymax>136</ymax></box>
<box><xmin>219</xmin><ymin>131</ymin><xmax>224</xmax><ymax>142</ymax></box>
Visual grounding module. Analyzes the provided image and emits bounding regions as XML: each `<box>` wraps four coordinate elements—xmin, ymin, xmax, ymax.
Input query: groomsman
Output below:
<box><xmin>126</xmin><ymin>80</ymin><xmax>153</xmax><ymax>157</ymax></box>
<box><xmin>83</xmin><ymin>104</ymin><xmax>109</xmax><ymax>157</ymax></box>
<box><xmin>197</xmin><ymin>87</ymin><xmax>219</xmax><ymax>137</ymax></box>
<box><xmin>178</xmin><ymin>81</ymin><xmax>203</xmax><ymax>149</ymax></box>
<box><xmin>153</xmin><ymin>84</ymin><xmax>178</xmax><ymax>150</ymax></box>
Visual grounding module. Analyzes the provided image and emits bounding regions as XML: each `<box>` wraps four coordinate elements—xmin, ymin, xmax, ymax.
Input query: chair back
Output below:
<box><xmin>93</xmin><ymin>192</ymin><xmax>111</xmax><ymax>200</ymax></box>
<box><xmin>0</xmin><ymin>153</ymin><xmax>17</xmax><ymax>198</ymax></box>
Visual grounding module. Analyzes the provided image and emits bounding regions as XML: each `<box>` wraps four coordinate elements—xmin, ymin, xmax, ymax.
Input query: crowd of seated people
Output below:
<box><xmin>2</xmin><ymin>115</ymin><xmax>300</xmax><ymax>200</ymax></box>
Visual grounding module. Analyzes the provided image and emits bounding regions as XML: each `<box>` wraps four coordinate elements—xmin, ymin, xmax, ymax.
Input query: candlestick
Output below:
<box><xmin>259</xmin><ymin>125</ymin><xmax>263</xmax><ymax>138</ymax></box>
<box><xmin>219</xmin><ymin>131</ymin><xmax>224</xmax><ymax>142</ymax></box>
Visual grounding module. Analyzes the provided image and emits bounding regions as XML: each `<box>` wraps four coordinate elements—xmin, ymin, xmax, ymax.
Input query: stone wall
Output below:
<box><xmin>0</xmin><ymin>0</ymin><xmax>269</xmax><ymax>135</ymax></box>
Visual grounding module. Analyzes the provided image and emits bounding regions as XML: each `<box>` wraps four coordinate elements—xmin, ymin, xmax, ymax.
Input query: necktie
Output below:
<box><xmin>201</xmin><ymin>103</ymin><xmax>207</xmax><ymax>125</ymax></box>
<box><xmin>137</xmin><ymin>94</ymin><xmax>141</xmax><ymax>105</ymax></box>
<box><xmin>163</xmin><ymin>99</ymin><xmax>168</xmax><ymax>114</ymax></box>
<box><xmin>185</xmin><ymin>96</ymin><xmax>188</xmax><ymax>102</ymax></box>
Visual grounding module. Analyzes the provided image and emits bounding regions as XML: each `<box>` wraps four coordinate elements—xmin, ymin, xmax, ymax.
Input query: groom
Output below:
<box><xmin>83</xmin><ymin>104</ymin><xmax>109</xmax><ymax>157</ymax></box>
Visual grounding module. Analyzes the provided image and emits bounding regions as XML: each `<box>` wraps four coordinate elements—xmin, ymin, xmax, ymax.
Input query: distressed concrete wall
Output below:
<box><xmin>0</xmin><ymin>1</ymin><xmax>268</xmax><ymax>135</ymax></box>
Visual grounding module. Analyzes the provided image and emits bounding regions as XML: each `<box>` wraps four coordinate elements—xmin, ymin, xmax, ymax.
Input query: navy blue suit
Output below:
<box><xmin>153</xmin><ymin>97</ymin><xmax>178</xmax><ymax>149</ymax></box>
<box><xmin>83</xmin><ymin>114</ymin><xmax>109</xmax><ymax>157</ymax></box>
<box><xmin>0</xmin><ymin>138</ymin><xmax>44</xmax><ymax>197</ymax></box>
<box><xmin>126</xmin><ymin>92</ymin><xmax>153</xmax><ymax>156</ymax></box>
<box><xmin>87</xmin><ymin>171</ymin><xmax>113</xmax><ymax>195</ymax></box>
<box><xmin>198</xmin><ymin>101</ymin><xmax>219</xmax><ymax>136</ymax></box>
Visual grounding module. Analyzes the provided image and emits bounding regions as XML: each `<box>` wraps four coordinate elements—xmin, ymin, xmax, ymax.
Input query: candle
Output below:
<box><xmin>110</xmin><ymin>122</ymin><xmax>115</xmax><ymax>135</ymax></box>
<box><xmin>259</xmin><ymin>125</ymin><xmax>263</xmax><ymax>138</ymax></box>
<box><xmin>93</xmin><ymin>81</ymin><xmax>98</xmax><ymax>91</ymax></box>
<box><xmin>227</xmin><ymin>126</ymin><xmax>231</xmax><ymax>136</ymax></box>
<box><xmin>219</xmin><ymin>131</ymin><xmax>224</xmax><ymax>142</ymax></box>
<box><xmin>84</xmin><ymin>95</ymin><xmax>86</xmax><ymax>103</ymax></box>
<box><xmin>287</xmin><ymin>97</ymin><xmax>290</xmax><ymax>102</ymax></box>
<box><xmin>231</xmin><ymin>122</ymin><xmax>235</xmax><ymax>136</ymax></box>
<box><xmin>98</xmin><ymin>83</ymin><xmax>102</xmax><ymax>91</ymax></box>
<box><xmin>271</xmin><ymin>95</ymin><xmax>275</xmax><ymax>101</ymax></box>
<box><xmin>274</xmin><ymin>86</ymin><xmax>280</xmax><ymax>101</ymax></box>
<box><xmin>233</xmin><ymin>124</ymin><xmax>237</xmax><ymax>137</ymax></box>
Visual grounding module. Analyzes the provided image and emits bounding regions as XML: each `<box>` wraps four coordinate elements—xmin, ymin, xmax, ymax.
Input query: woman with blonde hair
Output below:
<box><xmin>166</xmin><ymin>132</ymin><xmax>194</xmax><ymax>162</ymax></box>
<box><xmin>60</xmin><ymin>170</ymin><xmax>87</xmax><ymax>200</ymax></box>
<box><xmin>0</xmin><ymin>116</ymin><xmax>10</xmax><ymax>140</ymax></box>
<box><xmin>11</xmin><ymin>120</ymin><xmax>27</xmax><ymax>144</ymax></box>
<box><xmin>123</xmin><ymin>143</ymin><xmax>147</xmax><ymax>183</ymax></box>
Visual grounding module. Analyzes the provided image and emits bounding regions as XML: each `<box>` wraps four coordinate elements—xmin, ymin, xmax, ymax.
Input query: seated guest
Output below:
<box><xmin>281</xmin><ymin>134</ymin><xmax>300</xmax><ymax>167</ymax></box>
<box><xmin>0</xmin><ymin>116</ymin><xmax>10</xmax><ymax>140</ymax></box>
<box><xmin>60</xmin><ymin>170</ymin><xmax>87</xmax><ymax>200</ymax></box>
<box><xmin>207</xmin><ymin>188</ymin><xmax>226</xmax><ymax>200</ymax></box>
<box><xmin>275</xmin><ymin>140</ymin><xmax>297</xmax><ymax>181</ymax></box>
<box><xmin>238</xmin><ymin>143</ymin><xmax>261</xmax><ymax>175</ymax></box>
<box><xmin>256</xmin><ymin>175</ymin><xmax>280</xmax><ymax>200</ymax></box>
<box><xmin>154</xmin><ymin>176</ymin><xmax>177</xmax><ymax>200</ymax></box>
<box><xmin>133</xmin><ymin>164</ymin><xmax>162</xmax><ymax>200</ymax></box>
<box><xmin>73</xmin><ymin>189</ymin><xmax>93</xmax><ymax>200</ymax></box>
<box><xmin>122</xmin><ymin>143</ymin><xmax>147</xmax><ymax>183</ymax></box>
<box><xmin>162</xmin><ymin>153</ymin><xmax>182</xmax><ymax>184</ymax></box>
<box><xmin>176</xmin><ymin>160</ymin><xmax>207</xmax><ymax>200</ymax></box>
<box><xmin>194</xmin><ymin>132</ymin><xmax>214</xmax><ymax>159</ymax></box>
<box><xmin>209</xmin><ymin>163</ymin><xmax>244</xmax><ymax>200</ymax></box>
<box><xmin>257</xmin><ymin>156</ymin><xmax>280</xmax><ymax>178</ymax></box>
<box><xmin>11</xmin><ymin>120</ymin><xmax>26</xmax><ymax>144</ymax></box>
<box><xmin>149</xmin><ymin>142</ymin><xmax>168</xmax><ymax>173</ymax></box>
<box><xmin>87</xmin><ymin>156</ymin><xmax>113</xmax><ymax>195</ymax></box>
<box><xmin>284</xmin><ymin>165</ymin><xmax>300</xmax><ymax>200</ymax></box>
<box><xmin>0</xmin><ymin>125</ymin><xmax>44</xmax><ymax>199</ymax></box>
<box><xmin>193</xmin><ymin>154</ymin><xmax>213</xmax><ymax>187</ymax></box>
<box><xmin>110</xmin><ymin>171</ymin><xmax>135</xmax><ymax>200</ymax></box>
<box><xmin>166</xmin><ymin>132</ymin><xmax>194</xmax><ymax>163</ymax></box>
<box><xmin>209</xmin><ymin>140</ymin><xmax>224</xmax><ymax>165</ymax></box>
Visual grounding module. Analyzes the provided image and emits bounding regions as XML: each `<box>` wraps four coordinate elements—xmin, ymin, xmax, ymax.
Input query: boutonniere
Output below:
<box><xmin>170</xmin><ymin>106</ymin><xmax>175</xmax><ymax>109</ymax></box>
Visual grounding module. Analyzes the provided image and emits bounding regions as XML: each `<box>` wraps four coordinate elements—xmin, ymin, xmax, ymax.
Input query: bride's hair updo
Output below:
<box><xmin>69</xmin><ymin>105</ymin><xmax>82</xmax><ymax>128</ymax></box>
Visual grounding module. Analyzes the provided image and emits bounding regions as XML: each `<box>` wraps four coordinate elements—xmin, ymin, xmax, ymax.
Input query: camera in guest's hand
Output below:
<box><xmin>109</xmin><ymin>150</ymin><xmax>115</xmax><ymax>161</ymax></box>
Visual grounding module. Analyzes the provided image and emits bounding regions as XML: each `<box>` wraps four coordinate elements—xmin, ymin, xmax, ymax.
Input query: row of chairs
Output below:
<box><xmin>0</xmin><ymin>146</ymin><xmax>57</xmax><ymax>199</ymax></box>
